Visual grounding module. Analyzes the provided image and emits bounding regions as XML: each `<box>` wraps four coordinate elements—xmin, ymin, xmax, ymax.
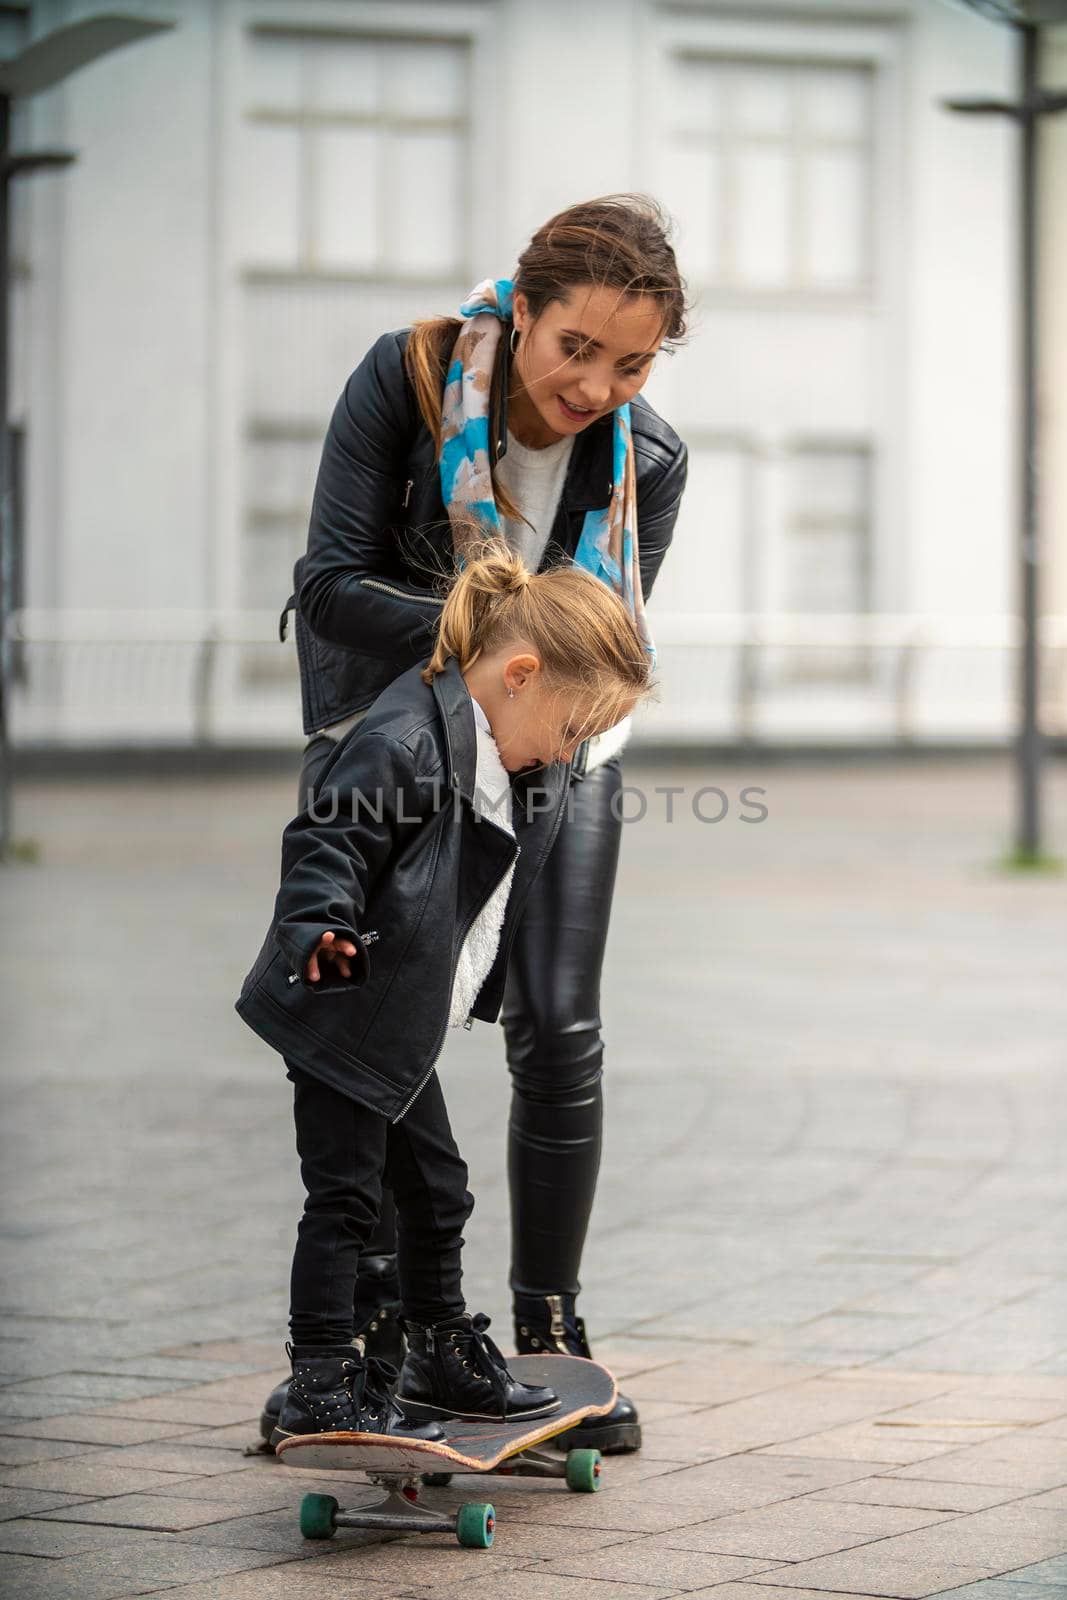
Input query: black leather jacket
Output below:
<box><xmin>235</xmin><ymin>656</ymin><xmax>571</xmax><ymax>1121</ymax></box>
<box><xmin>284</xmin><ymin>327</ymin><xmax>689</xmax><ymax>777</ymax></box>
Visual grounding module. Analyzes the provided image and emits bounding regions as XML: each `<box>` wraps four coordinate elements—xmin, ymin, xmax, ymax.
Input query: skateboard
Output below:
<box><xmin>276</xmin><ymin>1353</ymin><xmax>616</xmax><ymax>1549</ymax></box>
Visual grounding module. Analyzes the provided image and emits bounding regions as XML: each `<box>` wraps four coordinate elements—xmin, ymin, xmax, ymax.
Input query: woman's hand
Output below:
<box><xmin>305</xmin><ymin>930</ymin><xmax>359</xmax><ymax>984</ymax></box>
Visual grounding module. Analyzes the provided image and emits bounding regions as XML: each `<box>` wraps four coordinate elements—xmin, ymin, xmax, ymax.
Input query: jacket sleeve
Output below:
<box><xmin>298</xmin><ymin>331</ymin><xmax>449</xmax><ymax>664</ymax></box>
<box><xmin>272</xmin><ymin>731</ymin><xmax>424</xmax><ymax>992</ymax></box>
<box><xmin>636</xmin><ymin>438</ymin><xmax>688</xmax><ymax>603</ymax></box>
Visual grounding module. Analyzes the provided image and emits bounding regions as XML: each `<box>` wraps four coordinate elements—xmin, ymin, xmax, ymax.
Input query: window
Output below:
<box><xmin>782</xmin><ymin>443</ymin><xmax>873</xmax><ymax>680</ymax></box>
<box><xmin>241</xmin><ymin>29</ymin><xmax>470</xmax><ymax>278</ymax></box>
<box><xmin>663</xmin><ymin>55</ymin><xmax>873</xmax><ymax>293</ymax></box>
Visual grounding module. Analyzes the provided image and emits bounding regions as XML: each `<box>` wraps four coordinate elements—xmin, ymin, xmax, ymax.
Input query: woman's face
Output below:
<box><xmin>509</xmin><ymin>283</ymin><xmax>666</xmax><ymax>447</ymax></box>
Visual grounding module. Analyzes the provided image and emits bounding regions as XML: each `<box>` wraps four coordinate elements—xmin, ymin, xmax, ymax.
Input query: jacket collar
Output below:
<box><xmin>430</xmin><ymin>655</ymin><xmax>478</xmax><ymax>800</ymax></box>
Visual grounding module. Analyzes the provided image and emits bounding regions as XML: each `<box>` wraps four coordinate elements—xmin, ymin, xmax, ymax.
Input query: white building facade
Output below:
<box><xmin>9</xmin><ymin>0</ymin><xmax>1066</xmax><ymax>747</ymax></box>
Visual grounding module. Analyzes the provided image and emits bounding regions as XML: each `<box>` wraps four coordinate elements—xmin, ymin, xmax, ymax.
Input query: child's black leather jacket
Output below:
<box><xmin>235</xmin><ymin>655</ymin><xmax>570</xmax><ymax>1122</ymax></box>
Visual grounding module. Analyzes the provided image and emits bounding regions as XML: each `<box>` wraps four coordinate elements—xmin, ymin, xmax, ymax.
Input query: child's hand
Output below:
<box><xmin>305</xmin><ymin>930</ymin><xmax>359</xmax><ymax>984</ymax></box>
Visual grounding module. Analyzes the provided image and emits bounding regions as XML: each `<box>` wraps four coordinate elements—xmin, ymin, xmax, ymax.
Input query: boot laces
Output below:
<box><xmin>461</xmin><ymin>1313</ymin><xmax>511</xmax><ymax>1408</ymax></box>
<box><xmin>360</xmin><ymin>1355</ymin><xmax>403</xmax><ymax>1432</ymax></box>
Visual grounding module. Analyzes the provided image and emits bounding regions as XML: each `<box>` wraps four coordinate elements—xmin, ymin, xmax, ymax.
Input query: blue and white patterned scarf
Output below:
<box><xmin>439</xmin><ymin>277</ymin><xmax>656</xmax><ymax>666</ymax></box>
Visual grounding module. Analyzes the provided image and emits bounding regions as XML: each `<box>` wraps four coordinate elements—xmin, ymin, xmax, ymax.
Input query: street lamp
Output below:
<box><xmin>942</xmin><ymin>0</ymin><xmax>1067</xmax><ymax>867</ymax></box>
<box><xmin>0</xmin><ymin>12</ymin><xmax>173</xmax><ymax>860</ymax></box>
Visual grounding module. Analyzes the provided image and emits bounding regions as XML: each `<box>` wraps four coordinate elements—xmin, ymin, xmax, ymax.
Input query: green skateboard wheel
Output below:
<box><xmin>299</xmin><ymin>1492</ymin><xmax>339</xmax><ymax>1539</ymax></box>
<box><xmin>455</xmin><ymin>1501</ymin><xmax>496</xmax><ymax>1548</ymax></box>
<box><xmin>422</xmin><ymin>1471</ymin><xmax>453</xmax><ymax>1487</ymax></box>
<box><xmin>565</xmin><ymin>1448</ymin><xmax>602</xmax><ymax>1492</ymax></box>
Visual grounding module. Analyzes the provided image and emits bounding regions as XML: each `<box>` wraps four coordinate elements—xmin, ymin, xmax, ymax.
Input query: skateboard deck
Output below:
<box><xmin>276</xmin><ymin>1353</ymin><xmax>616</xmax><ymax>1475</ymax></box>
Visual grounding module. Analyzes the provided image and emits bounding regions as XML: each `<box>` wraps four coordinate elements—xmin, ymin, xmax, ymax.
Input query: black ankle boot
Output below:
<box><xmin>259</xmin><ymin>1254</ymin><xmax>407</xmax><ymax>1447</ymax></box>
<box><xmin>513</xmin><ymin>1291</ymin><xmax>641</xmax><ymax>1454</ymax></box>
<box><xmin>352</xmin><ymin>1254</ymin><xmax>406</xmax><ymax>1368</ymax></box>
<box><xmin>396</xmin><ymin>1312</ymin><xmax>560</xmax><ymax>1424</ymax></box>
<box><xmin>269</xmin><ymin>1346</ymin><xmax>444</xmax><ymax>1448</ymax></box>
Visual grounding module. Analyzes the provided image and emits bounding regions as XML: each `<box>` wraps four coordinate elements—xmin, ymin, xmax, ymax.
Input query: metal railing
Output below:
<box><xmin>5</xmin><ymin>608</ymin><xmax>1067</xmax><ymax>746</ymax></box>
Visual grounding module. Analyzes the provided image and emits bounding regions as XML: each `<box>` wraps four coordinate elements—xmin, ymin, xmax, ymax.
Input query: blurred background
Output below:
<box><xmin>3</xmin><ymin>0</ymin><xmax>1065</xmax><ymax>759</ymax></box>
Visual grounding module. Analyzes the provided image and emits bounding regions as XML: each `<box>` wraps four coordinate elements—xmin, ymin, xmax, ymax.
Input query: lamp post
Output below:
<box><xmin>943</xmin><ymin>0</ymin><xmax>1067</xmax><ymax>866</ymax></box>
<box><xmin>0</xmin><ymin>12</ymin><xmax>173</xmax><ymax>860</ymax></box>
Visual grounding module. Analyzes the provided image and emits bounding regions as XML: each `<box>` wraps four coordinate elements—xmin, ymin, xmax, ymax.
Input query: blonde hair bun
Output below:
<box><xmin>420</xmin><ymin>536</ymin><xmax>652</xmax><ymax>748</ymax></box>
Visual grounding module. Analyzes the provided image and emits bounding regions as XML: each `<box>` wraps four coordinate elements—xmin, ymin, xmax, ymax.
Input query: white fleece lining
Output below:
<box><xmin>447</xmin><ymin>705</ymin><xmax>516</xmax><ymax>1029</ymax></box>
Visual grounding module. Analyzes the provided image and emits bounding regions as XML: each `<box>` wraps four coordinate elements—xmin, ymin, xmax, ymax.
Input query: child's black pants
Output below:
<box><xmin>286</xmin><ymin>1062</ymin><xmax>474</xmax><ymax>1348</ymax></box>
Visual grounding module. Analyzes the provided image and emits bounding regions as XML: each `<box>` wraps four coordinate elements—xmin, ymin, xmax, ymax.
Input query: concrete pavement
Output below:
<box><xmin>1</xmin><ymin>753</ymin><xmax>1065</xmax><ymax>1597</ymax></box>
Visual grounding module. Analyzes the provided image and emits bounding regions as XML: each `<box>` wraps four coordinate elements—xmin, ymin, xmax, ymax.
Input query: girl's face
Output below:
<box><xmin>467</xmin><ymin>647</ymin><xmax>630</xmax><ymax>774</ymax></box>
<box><xmin>509</xmin><ymin>284</ymin><xmax>666</xmax><ymax>447</ymax></box>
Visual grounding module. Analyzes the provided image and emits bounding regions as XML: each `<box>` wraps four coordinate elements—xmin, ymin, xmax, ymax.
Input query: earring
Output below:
<box><xmin>506</xmin><ymin>687</ymin><xmax>515</xmax><ymax>698</ymax></box>
<box><xmin>509</xmin><ymin>326</ymin><xmax>520</xmax><ymax>355</ymax></box>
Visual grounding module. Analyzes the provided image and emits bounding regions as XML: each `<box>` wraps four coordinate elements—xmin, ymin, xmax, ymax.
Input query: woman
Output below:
<box><xmin>262</xmin><ymin>194</ymin><xmax>688</xmax><ymax>1455</ymax></box>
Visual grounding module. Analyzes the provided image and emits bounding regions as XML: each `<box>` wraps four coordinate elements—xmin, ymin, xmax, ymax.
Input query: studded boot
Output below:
<box><xmin>395</xmin><ymin>1312</ymin><xmax>560</xmax><ymax>1424</ymax></box>
<box><xmin>269</xmin><ymin>1346</ymin><xmax>444</xmax><ymax>1448</ymax></box>
<box><xmin>259</xmin><ymin>1254</ymin><xmax>406</xmax><ymax>1447</ymax></box>
<box><xmin>514</xmin><ymin>1291</ymin><xmax>641</xmax><ymax>1453</ymax></box>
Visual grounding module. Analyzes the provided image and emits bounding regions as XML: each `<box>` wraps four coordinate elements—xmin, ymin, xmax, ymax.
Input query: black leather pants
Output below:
<box><xmin>296</xmin><ymin>735</ymin><xmax>624</xmax><ymax>1297</ymax></box>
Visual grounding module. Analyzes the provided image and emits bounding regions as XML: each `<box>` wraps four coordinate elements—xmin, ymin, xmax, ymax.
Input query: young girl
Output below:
<box><xmin>237</xmin><ymin>541</ymin><xmax>652</xmax><ymax>1442</ymax></box>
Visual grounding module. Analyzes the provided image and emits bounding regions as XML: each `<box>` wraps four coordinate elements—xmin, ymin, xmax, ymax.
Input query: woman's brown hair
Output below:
<box><xmin>404</xmin><ymin>194</ymin><xmax>688</xmax><ymax>515</ymax></box>
<box><xmin>421</xmin><ymin>537</ymin><xmax>653</xmax><ymax>756</ymax></box>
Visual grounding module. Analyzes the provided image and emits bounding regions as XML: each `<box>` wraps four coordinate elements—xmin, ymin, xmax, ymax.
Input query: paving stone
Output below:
<box><xmin>0</xmin><ymin>1487</ymin><xmax>100</xmax><ymax>1521</ymax></box>
<box><xmin>0</xmin><ymin>1436</ymin><xmax>107</xmax><ymax>1468</ymax></box>
<box><xmin>477</xmin><ymin>1484</ymin><xmax>722</xmax><ymax>1535</ymax></box>
<box><xmin>881</xmin><ymin>1396</ymin><xmax>1067</xmax><ymax>1428</ymax></box>
<box><xmin>1022</xmin><ymin>1488</ymin><xmax>1067</xmax><ymax>1511</ymax></box>
<box><xmin>884</xmin><ymin>1448</ymin><xmax>1067</xmax><ymax>1490</ymax></box>
<box><xmin>0</xmin><ymin>1518</ymin><xmax>174</xmax><ymax>1557</ymax></box>
<box><xmin>157</xmin><ymin>1339</ymin><xmax>284</xmax><ymax>1366</ymax></box>
<box><xmin>1004</xmin><ymin>1555</ymin><xmax>1067</xmax><ymax>1583</ymax></box>
<box><xmin>928</xmin><ymin>1585</ymin><xmax>1067</xmax><ymax>1600</ymax></box>
<box><xmin>861</xmin><ymin>1507</ymin><xmax>1067</xmax><ymax>1570</ymax></box>
<box><xmin>132</xmin><ymin>1470</ymin><xmax>298</xmax><ymax>1509</ymax></box>
<box><xmin>0</xmin><ymin>1539</ymin><xmax>286</xmax><ymax>1598</ymax></box>
<box><xmin>0</xmin><ymin>1554</ymin><xmax>56</xmax><ymax>1592</ymax></box>
<box><xmin>0</xmin><ymin>1392</ymin><xmax>116</xmax><ymax>1420</ymax></box>
<box><xmin>0</xmin><ymin>1414</ymin><xmax>194</xmax><ymax>1447</ymax></box>
<box><xmin>132</xmin><ymin>1566</ymin><xmax>419</xmax><ymax>1598</ymax></box>
<box><xmin>538</xmin><ymin>1539</ymin><xmax>789</xmax><ymax>1587</ymax></box>
<box><xmin>624</xmin><ymin>1360</ymin><xmax>818</xmax><ymax>1406</ymax></box>
<box><xmin>680</xmin><ymin>1589</ymin><xmax>928</xmax><ymax>1600</ymax></box>
<box><xmin>89</xmin><ymin>1396</ymin><xmax>260</xmax><ymax>1426</ymax></box>
<box><xmin>807</xmin><ymin>1479</ymin><xmax>1033</xmax><ymax>1513</ymax></box>
<box><xmin>741</xmin><ymin>1549</ymin><xmax>1000</xmax><ymax>1596</ymax></box>
<box><xmin>654</xmin><ymin>1499</ymin><xmax>957</xmax><ymax>1561</ymax></box>
<box><xmin>34</xmin><ymin>1493</ymin><xmax>266</xmax><ymax>1531</ymax></box>
<box><xmin>75</xmin><ymin>1442</ymin><xmax>264</xmax><ymax>1478</ymax></box>
<box><xmin>411</xmin><ymin>1568</ymin><xmax>676</xmax><ymax>1600</ymax></box>
<box><xmin>0</xmin><ymin>1458</ymin><xmax>198</xmax><ymax>1497</ymax></box>
<box><xmin>164</xmin><ymin>1422</ymin><xmax>272</xmax><ymax>1452</ymax></box>
<box><xmin>4</xmin><ymin>1372</ymin><xmax>190</xmax><ymax>1402</ymax></box>
<box><xmin>671</xmin><ymin>1452</ymin><xmax>890</xmax><ymax>1495</ymax></box>
<box><xmin>755</xmin><ymin>1425</ymin><xmax>965</xmax><ymax>1465</ymax></box>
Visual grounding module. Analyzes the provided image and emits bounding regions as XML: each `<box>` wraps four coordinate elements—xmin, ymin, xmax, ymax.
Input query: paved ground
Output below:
<box><xmin>0</xmin><ymin>753</ymin><xmax>1065</xmax><ymax>1598</ymax></box>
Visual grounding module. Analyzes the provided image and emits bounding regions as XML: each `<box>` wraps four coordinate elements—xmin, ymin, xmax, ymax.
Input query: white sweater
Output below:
<box><xmin>447</xmin><ymin>695</ymin><xmax>517</xmax><ymax>1029</ymax></box>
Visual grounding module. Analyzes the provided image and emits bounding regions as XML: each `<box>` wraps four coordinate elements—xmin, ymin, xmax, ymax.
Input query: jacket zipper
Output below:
<box><xmin>360</xmin><ymin>577</ymin><xmax>445</xmax><ymax>606</ymax></box>
<box><xmin>402</xmin><ymin>478</ymin><xmax>414</xmax><ymax>509</ymax></box>
<box><xmin>392</xmin><ymin>830</ymin><xmax>520</xmax><ymax>1122</ymax></box>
